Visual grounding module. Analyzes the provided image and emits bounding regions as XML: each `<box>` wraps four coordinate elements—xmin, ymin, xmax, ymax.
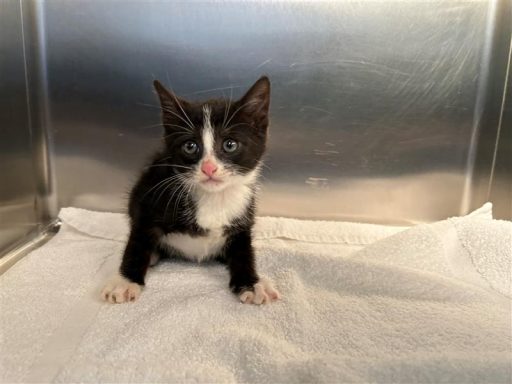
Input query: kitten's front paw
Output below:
<box><xmin>101</xmin><ymin>274</ymin><xmax>142</xmax><ymax>304</ymax></box>
<box><xmin>239</xmin><ymin>277</ymin><xmax>281</xmax><ymax>305</ymax></box>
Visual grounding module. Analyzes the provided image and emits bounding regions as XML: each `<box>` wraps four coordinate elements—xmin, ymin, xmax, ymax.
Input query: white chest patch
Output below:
<box><xmin>194</xmin><ymin>183</ymin><xmax>253</xmax><ymax>230</ymax></box>
<box><xmin>160</xmin><ymin>183</ymin><xmax>254</xmax><ymax>262</ymax></box>
<box><xmin>161</xmin><ymin>229</ymin><xmax>225</xmax><ymax>263</ymax></box>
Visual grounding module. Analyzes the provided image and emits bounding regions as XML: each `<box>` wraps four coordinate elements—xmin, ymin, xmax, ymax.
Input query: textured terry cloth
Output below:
<box><xmin>0</xmin><ymin>204</ymin><xmax>510</xmax><ymax>383</ymax></box>
<box><xmin>353</xmin><ymin>203</ymin><xmax>511</xmax><ymax>298</ymax></box>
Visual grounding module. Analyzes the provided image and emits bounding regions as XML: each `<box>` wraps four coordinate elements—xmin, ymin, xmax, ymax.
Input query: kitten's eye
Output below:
<box><xmin>223</xmin><ymin>139</ymin><xmax>239</xmax><ymax>153</ymax></box>
<box><xmin>182</xmin><ymin>141</ymin><xmax>199</xmax><ymax>155</ymax></box>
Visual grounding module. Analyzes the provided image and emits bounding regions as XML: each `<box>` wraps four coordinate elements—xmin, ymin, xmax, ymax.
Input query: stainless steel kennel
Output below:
<box><xmin>1</xmin><ymin>0</ymin><xmax>510</xmax><ymax>266</ymax></box>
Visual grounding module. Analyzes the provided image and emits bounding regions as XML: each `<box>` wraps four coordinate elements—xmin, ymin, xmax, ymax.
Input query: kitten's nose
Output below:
<box><xmin>201</xmin><ymin>160</ymin><xmax>218</xmax><ymax>177</ymax></box>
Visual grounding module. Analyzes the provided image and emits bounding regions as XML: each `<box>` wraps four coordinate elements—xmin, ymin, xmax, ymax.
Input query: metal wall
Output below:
<box><xmin>6</xmin><ymin>0</ymin><xmax>512</xmax><ymax>226</ymax></box>
<box><xmin>0</xmin><ymin>0</ymin><xmax>39</xmax><ymax>255</ymax></box>
<box><xmin>0</xmin><ymin>0</ymin><xmax>58</xmax><ymax>260</ymax></box>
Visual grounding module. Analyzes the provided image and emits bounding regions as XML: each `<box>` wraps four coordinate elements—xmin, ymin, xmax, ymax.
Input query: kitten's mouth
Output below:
<box><xmin>198</xmin><ymin>177</ymin><xmax>227</xmax><ymax>192</ymax></box>
<box><xmin>200</xmin><ymin>177</ymin><xmax>224</xmax><ymax>185</ymax></box>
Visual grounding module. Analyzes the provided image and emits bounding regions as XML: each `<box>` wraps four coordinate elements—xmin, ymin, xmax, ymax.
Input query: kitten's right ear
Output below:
<box><xmin>153</xmin><ymin>80</ymin><xmax>189</xmax><ymax>121</ymax></box>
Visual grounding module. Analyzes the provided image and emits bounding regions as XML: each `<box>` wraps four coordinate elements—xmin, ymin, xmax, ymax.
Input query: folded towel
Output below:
<box><xmin>58</xmin><ymin>207</ymin><xmax>407</xmax><ymax>244</ymax></box>
<box><xmin>1</xmin><ymin>204</ymin><xmax>510</xmax><ymax>383</ymax></box>
<box><xmin>353</xmin><ymin>202</ymin><xmax>511</xmax><ymax>297</ymax></box>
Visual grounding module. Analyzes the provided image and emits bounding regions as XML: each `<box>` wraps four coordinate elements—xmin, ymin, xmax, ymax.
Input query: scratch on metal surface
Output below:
<box><xmin>314</xmin><ymin>149</ymin><xmax>340</xmax><ymax>156</ymax></box>
<box><xmin>188</xmin><ymin>85</ymin><xmax>243</xmax><ymax>96</ymax></box>
<box><xmin>289</xmin><ymin>59</ymin><xmax>411</xmax><ymax>77</ymax></box>
<box><xmin>305</xmin><ymin>177</ymin><xmax>329</xmax><ymax>188</ymax></box>
<box><xmin>301</xmin><ymin>105</ymin><xmax>333</xmax><ymax>115</ymax></box>
<box><xmin>255</xmin><ymin>58</ymin><xmax>272</xmax><ymax>69</ymax></box>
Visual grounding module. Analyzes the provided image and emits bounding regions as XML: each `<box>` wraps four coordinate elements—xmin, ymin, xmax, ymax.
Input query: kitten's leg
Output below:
<box><xmin>149</xmin><ymin>252</ymin><xmax>160</xmax><ymax>267</ymax></box>
<box><xmin>102</xmin><ymin>226</ymin><xmax>156</xmax><ymax>304</ymax></box>
<box><xmin>226</xmin><ymin>230</ymin><xmax>280</xmax><ymax>305</ymax></box>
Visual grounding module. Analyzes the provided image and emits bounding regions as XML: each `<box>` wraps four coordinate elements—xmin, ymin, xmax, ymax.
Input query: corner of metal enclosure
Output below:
<box><xmin>20</xmin><ymin>0</ymin><xmax>59</xmax><ymax>222</ymax></box>
<box><xmin>0</xmin><ymin>218</ymin><xmax>61</xmax><ymax>275</ymax></box>
<box><xmin>461</xmin><ymin>0</ymin><xmax>512</xmax><ymax>219</ymax></box>
<box><xmin>0</xmin><ymin>0</ymin><xmax>60</xmax><ymax>273</ymax></box>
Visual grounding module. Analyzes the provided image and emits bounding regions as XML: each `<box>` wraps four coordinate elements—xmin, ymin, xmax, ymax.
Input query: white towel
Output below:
<box><xmin>1</xmin><ymin>204</ymin><xmax>510</xmax><ymax>383</ymax></box>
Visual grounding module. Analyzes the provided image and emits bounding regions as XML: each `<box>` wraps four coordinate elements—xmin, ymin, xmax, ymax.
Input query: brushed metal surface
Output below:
<box><xmin>0</xmin><ymin>0</ymin><xmax>59</xmax><ymax>258</ymax></box>
<box><xmin>17</xmin><ymin>0</ymin><xmax>512</xmax><ymax>223</ymax></box>
<box><xmin>488</xmin><ymin>46</ymin><xmax>512</xmax><ymax>220</ymax></box>
<box><xmin>0</xmin><ymin>0</ymin><xmax>39</xmax><ymax>254</ymax></box>
<box><xmin>21</xmin><ymin>0</ymin><xmax>59</xmax><ymax>223</ymax></box>
<box><xmin>463</xmin><ymin>0</ymin><xmax>512</xmax><ymax>219</ymax></box>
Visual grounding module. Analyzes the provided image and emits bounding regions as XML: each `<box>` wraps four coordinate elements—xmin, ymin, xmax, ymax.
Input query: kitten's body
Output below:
<box><xmin>102</xmin><ymin>77</ymin><xmax>279</xmax><ymax>305</ymax></box>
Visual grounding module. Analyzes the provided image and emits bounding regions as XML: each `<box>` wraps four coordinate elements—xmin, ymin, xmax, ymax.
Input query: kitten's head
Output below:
<box><xmin>153</xmin><ymin>76</ymin><xmax>270</xmax><ymax>193</ymax></box>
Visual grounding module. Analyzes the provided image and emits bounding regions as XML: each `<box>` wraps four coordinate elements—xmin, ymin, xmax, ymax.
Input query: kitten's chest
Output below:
<box><xmin>160</xmin><ymin>184</ymin><xmax>253</xmax><ymax>262</ymax></box>
<box><xmin>161</xmin><ymin>229</ymin><xmax>225</xmax><ymax>263</ymax></box>
<box><xmin>194</xmin><ymin>184</ymin><xmax>252</xmax><ymax>230</ymax></box>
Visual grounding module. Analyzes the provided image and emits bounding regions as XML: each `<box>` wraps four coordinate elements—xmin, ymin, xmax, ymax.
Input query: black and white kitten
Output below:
<box><xmin>102</xmin><ymin>76</ymin><xmax>280</xmax><ymax>305</ymax></box>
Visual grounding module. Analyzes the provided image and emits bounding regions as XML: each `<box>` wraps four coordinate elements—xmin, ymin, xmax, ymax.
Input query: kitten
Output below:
<box><xmin>102</xmin><ymin>76</ymin><xmax>280</xmax><ymax>305</ymax></box>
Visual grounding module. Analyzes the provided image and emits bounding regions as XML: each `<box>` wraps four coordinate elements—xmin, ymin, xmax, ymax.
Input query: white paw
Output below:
<box><xmin>101</xmin><ymin>274</ymin><xmax>142</xmax><ymax>304</ymax></box>
<box><xmin>239</xmin><ymin>277</ymin><xmax>281</xmax><ymax>305</ymax></box>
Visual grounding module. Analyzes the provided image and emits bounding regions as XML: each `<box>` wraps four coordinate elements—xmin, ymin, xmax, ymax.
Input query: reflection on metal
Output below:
<box><xmin>21</xmin><ymin>0</ymin><xmax>59</xmax><ymax>222</ymax></box>
<box><xmin>0</xmin><ymin>0</ymin><xmax>510</xmax><ymax>253</ymax></box>
<box><xmin>467</xmin><ymin>0</ymin><xmax>512</xmax><ymax>219</ymax></box>
<box><xmin>0</xmin><ymin>0</ymin><xmax>39</xmax><ymax>255</ymax></box>
<box><xmin>46</xmin><ymin>0</ymin><xmax>511</xmax><ymax>222</ymax></box>
<box><xmin>488</xmin><ymin>43</ymin><xmax>512</xmax><ymax>219</ymax></box>
<box><xmin>0</xmin><ymin>0</ymin><xmax>58</xmax><ymax>258</ymax></box>
<box><xmin>0</xmin><ymin>219</ymin><xmax>61</xmax><ymax>275</ymax></box>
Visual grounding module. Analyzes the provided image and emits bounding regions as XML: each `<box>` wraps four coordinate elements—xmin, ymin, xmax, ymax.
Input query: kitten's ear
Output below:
<box><xmin>153</xmin><ymin>80</ymin><xmax>190</xmax><ymax>125</ymax></box>
<box><xmin>238</xmin><ymin>76</ymin><xmax>271</xmax><ymax>126</ymax></box>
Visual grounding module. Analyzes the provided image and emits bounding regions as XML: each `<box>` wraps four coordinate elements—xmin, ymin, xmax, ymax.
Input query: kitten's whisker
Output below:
<box><xmin>159</xmin><ymin>173</ymin><xmax>189</xmax><ymax>208</ymax></box>
<box><xmin>158</xmin><ymin>174</ymin><xmax>186</xmax><ymax>208</ymax></box>
<box><xmin>170</xmin><ymin>95</ymin><xmax>195</xmax><ymax>132</ymax></box>
<box><xmin>158</xmin><ymin>155</ymin><xmax>175</xmax><ymax>163</ymax></box>
<box><xmin>165</xmin><ymin>176</ymin><xmax>188</xmax><ymax>220</ymax></box>
<box><xmin>137</xmin><ymin>102</ymin><xmax>195</xmax><ymax>132</ymax></box>
<box><xmin>163</xmin><ymin>123</ymin><xmax>196</xmax><ymax>132</ymax></box>
<box><xmin>136</xmin><ymin>102</ymin><xmax>161</xmax><ymax>110</ymax></box>
<box><xmin>223</xmin><ymin>122</ymin><xmax>250</xmax><ymax>133</ymax></box>
<box><xmin>144</xmin><ymin>177</ymin><xmax>174</xmax><ymax>198</ymax></box>
<box><xmin>160</xmin><ymin>78</ymin><xmax>196</xmax><ymax>130</ymax></box>
<box><xmin>160</xmin><ymin>107</ymin><xmax>195</xmax><ymax>132</ymax></box>
<box><xmin>136</xmin><ymin>122</ymin><xmax>164</xmax><ymax>130</ymax></box>
<box><xmin>221</xmin><ymin>86</ymin><xmax>234</xmax><ymax>131</ymax></box>
<box><xmin>143</xmin><ymin>173</ymin><xmax>185</xmax><ymax>199</ymax></box>
<box><xmin>155</xmin><ymin>179</ymin><xmax>175</xmax><ymax>205</ymax></box>
<box><xmin>146</xmin><ymin>164</ymin><xmax>193</xmax><ymax>170</ymax></box>
<box><xmin>172</xmin><ymin>182</ymin><xmax>189</xmax><ymax>221</ymax></box>
<box><xmin>223</xmin><ymin>100</ymin><xmax>255</xmax><ymax>130</ymax></box>
<box><xmin>151</xmin><ymin>179</ymin><xmax>180</xmax><ymax>205</ymax></box>
<box><xmin>162</xmin><ymin>130</ymin><xmax>195</xmax><ymax>140</ymax></box>
<box><xmin>181</xmin><ymin>182</ymin><xmax>195</xmax><ymax>223</ymax></box>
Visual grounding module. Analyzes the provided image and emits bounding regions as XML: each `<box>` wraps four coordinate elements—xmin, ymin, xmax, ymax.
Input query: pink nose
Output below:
<box><xmin>201</xmin><ymin>161</ymin><xmax>218</xmax><ymax>177</ymax></box>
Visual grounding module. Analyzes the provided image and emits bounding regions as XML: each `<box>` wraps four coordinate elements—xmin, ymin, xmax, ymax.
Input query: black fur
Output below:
<box><xmin>118</xmin><ymin>76</ymin><xmax>271</xmax><ymax>296</ymax></box>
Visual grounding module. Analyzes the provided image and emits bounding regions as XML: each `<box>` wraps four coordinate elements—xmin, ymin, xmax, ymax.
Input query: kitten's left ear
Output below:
<box><xmin>238</xmin><ymin>76</ymin><xmax>271</xmax><ymax>126</ymax></box>
<box><xmin>153</xmin><ymin>80</ymin><xmax>190</xmax><ymax>121</ymax></box>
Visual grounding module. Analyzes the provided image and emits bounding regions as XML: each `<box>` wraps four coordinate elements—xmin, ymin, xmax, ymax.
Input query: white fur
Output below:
<box><xmin>239</xmin><ymin>276</ymin><xmax>281</xmax><ymax>305</ymax></box>
<box><xmin>160</xmin><ymin>170</ymin><xmax>259</xmax><ymax>262</ymax></box>
<box><xmin>202</xmin><ymin>105</ymin><xmax>215</xmax><ymax>157</ymax></box>
<box><xmin>194</xmin><ymin>180</ymin><xmax>254</xmax><ymax>229</ymax></box>
<box><xmin>160</xmin><ymin>229</ymin><xmax>225</xmax><ymax>263</ymax></box>
<box><xmin>102</xmin><ymin>274</ymin><xmax>142</xmax><ymax>304</ymax></box>
<box><xmin>160</xmin><ymin>167</ymin><xmax>260</xmax><ymax>262</ymax></box>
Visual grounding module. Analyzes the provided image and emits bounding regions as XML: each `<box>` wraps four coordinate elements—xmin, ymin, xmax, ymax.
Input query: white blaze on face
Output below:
<box><xmin>202</xmin><ymin>105</ymin><xmax>215</xmax><ymax>159</ymax></box>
